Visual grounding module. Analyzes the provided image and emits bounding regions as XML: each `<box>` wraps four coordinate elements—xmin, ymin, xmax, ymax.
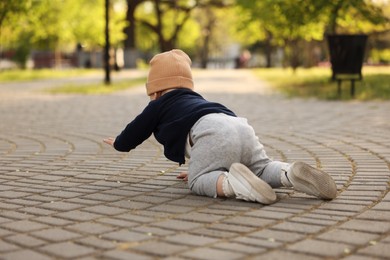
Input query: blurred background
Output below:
<box><xmin>0</xmin><ymin>0</ymin><xmax>390</xmax><ymax>100</ymax></box>
<box><xmin>1</xmin><ymin>0</ymin><xmax>389</xmax><ymax>71</ymax></box>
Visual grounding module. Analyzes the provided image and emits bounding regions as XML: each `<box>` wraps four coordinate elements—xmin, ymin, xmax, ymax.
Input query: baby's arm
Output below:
<box><xmin>103</xmin><ymin>137</ymin><xmax>115</xmax><ymax>147</ymax></box>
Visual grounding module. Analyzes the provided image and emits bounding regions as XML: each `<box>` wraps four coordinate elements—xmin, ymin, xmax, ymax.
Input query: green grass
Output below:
<box><xmin>253</xmin><ymin>66</ymin><xmax>390</xmax><ymax>100</ymax></box>
<box><xmin>0</xmin><ymin>68</ymin><xmax>146</xmax><ymax>94</ymax></box>
<box><xmin>47</xmin><ymin>77</ymin><xmax>146</xmax><ymax>94</ymax></box>
<box><xmin>0</xmin><ymin>68</ymin><xmax>100</xmax><ymax>82</ymax></box>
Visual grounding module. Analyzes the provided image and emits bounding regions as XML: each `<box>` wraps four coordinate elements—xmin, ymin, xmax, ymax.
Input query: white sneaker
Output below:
<box><xmin>285</xmin><ymin>162</ymin><xmax>337</xmax><ymax>199</ymax></box>
<box><xmin>226</xmin><ymin>163</ymin><xmax>277</xmax><ymax>204</ymax></box>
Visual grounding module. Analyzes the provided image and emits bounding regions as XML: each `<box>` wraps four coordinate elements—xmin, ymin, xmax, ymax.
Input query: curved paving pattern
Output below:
<box><xmin>0</xmin><ymin>70</ymin><xmax>389</xmax><ymax>259</ymax></box>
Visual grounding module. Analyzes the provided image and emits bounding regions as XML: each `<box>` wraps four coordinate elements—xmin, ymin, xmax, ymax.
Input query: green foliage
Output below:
<box><xmin>135</xmin><ymin>0</ymin><xmax>201</xmax><ymax>51</ymax></box>
<box><xmin>0</xmin><ymin>0</ymin><xmax>127</xmax><ymax>58</ymax></box>
<box><xmin>370</xmin><ymin>49</ymin><xmax>390</xmax><ymax>64</ymax></box>
<box><xmin>235</xmin><ymin>0</ymin><xmax>326</xmax><ymax>46</ymax></box>
<box><xmin>12</xmin><ymin>39</ymin><xmax>31</xmax><ymax>68</ymax></box>
<box><xmin>1</xmin><ymin>0</ymin><xmax>389</xmax><ymax>69</ymax></box>
<box><xmin>233</xmin><ymin>0</ymin><xmax>389</xmax><ymax>68</ymax></box>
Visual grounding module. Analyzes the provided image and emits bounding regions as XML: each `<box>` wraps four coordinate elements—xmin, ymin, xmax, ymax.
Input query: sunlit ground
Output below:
<box><xmin>253</xmin><ymin>66</ymin><xmax>390</xmax><ymax>100</ymax></box>
<box><xmin>1</xmin><ymin>66</ymin><xmax>389</xmax><ymax>99</ymax></box>
<box><xmin>0</xmin><ymin>68</ymin><xmax>101</xmax><ymax>82</ymax></box>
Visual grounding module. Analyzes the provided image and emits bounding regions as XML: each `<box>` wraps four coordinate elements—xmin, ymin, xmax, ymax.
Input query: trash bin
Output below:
<box><xmin>327</xmin><ymin>34</ymin><xmax>368</xmax><ymax>97</ymax></box>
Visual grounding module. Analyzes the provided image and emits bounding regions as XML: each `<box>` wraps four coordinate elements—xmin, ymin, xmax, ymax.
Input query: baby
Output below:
<box><xmin>104</xmin><ymin>49</ymin><xmax>337</xmax><ymax>204</ymax></box>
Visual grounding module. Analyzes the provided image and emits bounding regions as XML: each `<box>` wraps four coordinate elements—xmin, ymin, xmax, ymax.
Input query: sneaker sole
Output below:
<box><xmin>229</xmin><ymin>163</ymin><xmax>276</xmax><ymax>204</ymax></box>
<box><xmin>289</xmin><ymin>162</ymin><xmax>337</xmax><ymax>199</ymax></box>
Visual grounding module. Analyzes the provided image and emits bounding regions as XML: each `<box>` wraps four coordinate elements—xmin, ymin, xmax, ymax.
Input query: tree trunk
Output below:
<box><xmin>123</xmin><ymin>0</ymin><xmax>143</xmax><ymax>68</ymax></box>
<box><xmin>328</xmin><ymin>0</ymin><xmax>343</xmax><ymax>34</ymax></box>
<box><xmin>264</xmin><ymin>30</ymin><xmax>273</xmax><ymax>68</ymax></box>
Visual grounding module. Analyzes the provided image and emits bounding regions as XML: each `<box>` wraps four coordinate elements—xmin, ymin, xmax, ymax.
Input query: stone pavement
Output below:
<box><xmin>0</xmin><ymin>69</ymin><xmax>389</xmax><ymax>260</ymax></box>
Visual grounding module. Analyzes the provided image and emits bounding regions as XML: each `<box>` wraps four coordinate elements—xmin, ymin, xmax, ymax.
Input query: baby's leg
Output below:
<box><xmin>187</xmin><ymin>132</ymin><xmax>241</xmax><ymax>198</ymax></box>
<box><xmin>187</xmin><ymin>115</ymin><xmax>242</xmax><ymax>198</ymax></box>
<box><xmin>236</xmin><ymin>122</ymin><xmax>289</xmax><ymax>188</ymax></box>
<box><xmin>244</xmin><ymin>134</ymin><xmax>337</xmax><ymax>198</ymax></box>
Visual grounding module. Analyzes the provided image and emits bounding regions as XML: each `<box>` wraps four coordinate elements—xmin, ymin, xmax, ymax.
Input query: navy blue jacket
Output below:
<box><xmin>114</xmin><ymin>89</ymin><xmax>236</xmax><ymax>164</ymax></box>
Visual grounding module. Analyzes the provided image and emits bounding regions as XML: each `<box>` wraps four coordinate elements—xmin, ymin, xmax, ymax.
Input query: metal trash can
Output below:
<box><xmin>327</xmin><ymin>34</ymin><xmax>368</xmax><ymax>97</ymax></box>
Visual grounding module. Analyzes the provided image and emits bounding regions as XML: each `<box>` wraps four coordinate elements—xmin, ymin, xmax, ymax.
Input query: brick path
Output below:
<box><xmin>0</xmin><ymin>70</ymin><xmax>389</xmax><ymax>259</ymax></box>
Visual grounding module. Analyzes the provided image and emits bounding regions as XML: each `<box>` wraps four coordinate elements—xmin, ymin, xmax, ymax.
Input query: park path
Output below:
<box><xmin>0</xmin><ymin>69</ymin><xmax>389</xmax><ymax>259</ymax></box>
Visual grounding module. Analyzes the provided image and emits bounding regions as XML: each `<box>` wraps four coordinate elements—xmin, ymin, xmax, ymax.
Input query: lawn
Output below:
<box><xmin>2</xmin><ymin>67</ymin><xmax>388</xmax><ymax>98</ymax></box>
<box><xmin>0</xmin><ymin>68</ymin><xmax>100</xmax><ymax>82</ymax></box>
<box><xmin>0</xmin><ymin>68</ymin><xmax>147</xmax><ymax>94</ymax></box>
<box><xmin>46</xmin><ymin>77</ymin><xmax>146</xmax><ymax>94</ymax></box>
<box><xmin>253</xmin><ymin>66</ymin><xmax>390</xmax><ymax>100</ymax></box>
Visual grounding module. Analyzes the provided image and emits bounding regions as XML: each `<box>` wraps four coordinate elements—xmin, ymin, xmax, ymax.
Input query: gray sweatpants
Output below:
<box><xmin>186</xmin><ymin>113</ymin><xmax>289</xmax><ymax>198</ymax></box>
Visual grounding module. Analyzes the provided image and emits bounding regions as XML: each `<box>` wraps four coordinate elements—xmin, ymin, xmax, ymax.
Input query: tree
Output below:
<box><xmin>137</xmin><ymin>0</ymin><xmax>196</xmax><ymax>52</ymax></box>
<box><xmin>130</xmin><ymin>0</ymin><xmax>230</xmax><ymax>52</ymax></box>
<box><xmin>195</xmin><ymin>6</ymin><xmax>216</xmax><ymax>68</ymax></box>
<box><xmin>123</xmin><ymin>0</ymin><xmax>146</xmax><ymax>68</ymax></box>
<box><xmin>235</xmin><ymin>0</ymin><xmax>389</xmax><ymax>69</ymax></box>
<box><xmin>235</xmin><ymin>0</ymin><xmax>325</xmax><ymax>69</ymax></box>
<box><xmin>0</xmin><ymin>0</ymin><xmax>31</xmax><ymax>67</ymax></box>
<box><xmin>193</xmin><ymin>2</ymin><xmax>235</xmax><ymax>68</ymax></box>
<box><xmin>0</xmin><ymin>0</ymin><xmax>126</xmax><ymax>68</ymax></box>
<box><xmin>0</xmin><ymin>0</ymin><xmax>29</xmax><ymax>32</ymax></box>
<box><xmin>319</xmin><ymin>0</ymin><xmax>389</xmax><ymax>34</ymax></box>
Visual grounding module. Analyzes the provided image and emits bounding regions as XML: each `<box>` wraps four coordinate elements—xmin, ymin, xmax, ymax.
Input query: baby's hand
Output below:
<box><xmin>176</xmin><ymin>172</ymin><xmax>188</xmax><ymax>182</ymax></box>
<box><xmin>103</xmin><ymin>137</ymin><xmax>115</xmax><ymax>147</ymax></box>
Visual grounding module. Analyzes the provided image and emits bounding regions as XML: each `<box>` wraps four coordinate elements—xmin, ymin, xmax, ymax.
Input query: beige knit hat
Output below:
<box><xmin>146</xmin><ymin>49</ymin><xmax>194</xmax><ymax>95</ymax></box>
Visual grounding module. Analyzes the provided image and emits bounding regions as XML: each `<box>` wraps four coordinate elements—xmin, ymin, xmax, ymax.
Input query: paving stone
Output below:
<box><xmin>109</xmin><ymin>200</ymin><xmax>154</xmax><ymax>210</ymax></box>
<box><xmin>21</xmin><ymin>207</ymin><xmax>57</xmax><ymax>216</ymax></box>
<box><xmin>33</xmin><ymin>216</ymin><xmax>73</xmax><ymax>226</ymax></box>
<box><xmin>102</xmin><ymin>250</ymin><xmax>153</xmax><ymax>260</ymax></box>
<box><xmin>209</xmin><ymin>223</ymin><xmax>255</xmax><ymax>233</ymax></box>
<box><xmin>212</xmin><ymin>241</ymin><xmax>266</xmax><ymax>255</ymax></box>
<box><xmin>356</xmin><ymin>242</ymin><xmax>390</xmax><ymax>258</ymax></box>
<box><xmin>0</xmin><ymin>191</ymin><xmax>31</xmax><ymax>199</ymax></box>
<box><xmin>43</xmin><ymin>190</ymin><xmax>82</xmax><ymax>199</ymax></box>
<box><xmin>55</xmin><ymin>210</ymin><xmax>101</xmax><ymax>221</ymax></box>
<box><xmin>132</xmin><ymin>241</ymin><xmax>190</xmax><ymax>257</ymax></box>
<box><xmin>131</xmin><ymin>225</ymin><xmax>176</xmax><ymax>237</ymax></box>
<box><xmin>256</xmin><ymin>251</ymin><xmax>322</xmax><ymax>260</ymax></box>
<box><xmin>152</xmin><ymin>219</ymin><xmax>203</xmax><ymax>231</ymax></box>
<box><xmin>40</xmin><ymin>242</ymin><xmax>95</xmax><ymax>258</ymax></box>
<box><xmin>149</xmin><ymin>204</ymin><xmax>194</xmax><ymax>214</ymax></box>
<box><xmin>40</xmin><ymin>201</ymin><xmax>83</xmax><ymax>211</ymax></box>
<box><xmin>316</xmin><ymin>229</ymin><xmax>379</xmax><ymax>245</ymax></box>
<box><xmin>180</xmin><ymin>247</ymin><xmax>244</xmax><ymax>260</ymax></box>
<box><xmin>0</xmin><ymin>240</ymin><xmax>20</xmax><ymax>252</ymax></box>
<box><xmin>83</xmin><ymin>205</ymin><xmax>128</xmax><ymax>215</ymax></box>
<box><xmin>249</xmin><ymin>229</ymin><xmax>305</xmax><ymax>243</ymax></box>
<box><xmin>77</xmin><ymin>236</ymin><xmax>117</xmax><ymax>250</ymax></box>
<box><xmin>1</xmin><ymin>249</ymin><xmax>52</xmax><ymax>260</ymax></box>
<box><xmin>164</xmin><ymin>233</ymin><xmax>218</xmax><ymax>246</ymax></box>
<box><xmin>96</xmin><ymin>217</ymin><xmax>139</xmax><ymax>228</ymax></box>
<box><xmin>190</xmin><ymin>227</ymin><xmax>237</xmax><ymax>239</ymax></box>
<box><xmin>32</xmin><ymin>228</ymin><xmax>82</xmax><ymax>242</ymax></box>
<box><xmin>102</xmin><ymin>230</ymin><xmax>152</xmax><ymax>243</ymax></box>
<box><xmin>174</xmin><ymin>211</ymin><xmax>225</xmax><ymax>223</ymax></box>
<box><xmin>222</xmin><ymin>215</ymin><xmax>275</xmax><ymax>228</ymax></box>
<box><xmin>338</xmin><ymin>219</ymin><xmax>390</xmax><ymax>234</ymax></box>
<box><xmin>1</xmin><ymin>220</ymin><xmax>48</xmax><ymax>232</ymax></box>
<box><xmin>287</xmin><ymin>239</ymin><xmax>352</xmax><ymax>258</ymax></box>
<box><xmin>0</xmin><ymin>201</ymin><xmax>23</xmax><ymax>210</ymax></box>
<box><xmin>4</xmin><ymin>233</ymin><xmax>47</xmax><ymax>247</ymax></box>
<box><xmin>271</xmin><ymin>221</ymin><xmax>325</xmax><ymax>235</ymax></box>
<box><xmin>66</xmin><ymin>222</ymin><xmax>116</xmax><ymax>235</ymax></box>
<box><xmin>0</xmin><ymin>211</ymin><xmax>35</xmax><ymax>220</ymax></box>
<box><xmin>0</xmin><ymin>70</ymin><xmax>389</xmax><ymax>259</ymax></box>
